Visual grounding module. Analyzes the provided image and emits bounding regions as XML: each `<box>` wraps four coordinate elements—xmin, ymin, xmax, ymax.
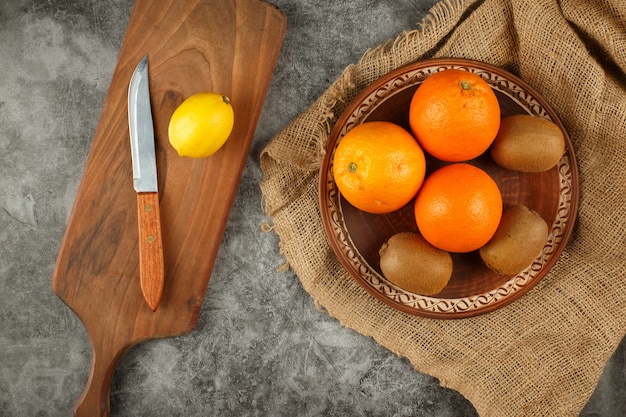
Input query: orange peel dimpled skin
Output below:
<box><xmin>414</xmin><ymin>163</ymin><xmax>503</xmax><ymax>253</ymax></box>
<box><xmin>409</xmin><ymin>69</ymin><xmax>501</xmax><ymax>162</ymax></box>
<box><xmin>332</xmin><ymin>121</ymin><xmax>426</xmax><ymax>214</ymax></box>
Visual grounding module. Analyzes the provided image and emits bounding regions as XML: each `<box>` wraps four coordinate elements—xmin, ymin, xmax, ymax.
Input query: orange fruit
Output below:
<box><xmin>409</xmin><ymin>69</ymin><xmax>501</xmax><ymax>162</ymax></box>
<box><xmin>414</xmin><ymin>163</ymin><xmax>502</xmax><ymax>253</ymax></box>
<box><xmin>332</xmin><ymin>121</ymin><xmax>426</xmax><ymax>214</ymax></box>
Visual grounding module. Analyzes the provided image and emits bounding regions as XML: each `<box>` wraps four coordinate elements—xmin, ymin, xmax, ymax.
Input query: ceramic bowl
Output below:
<box><xmin>318</xmin><ymin>58</ymin><xmax>579</xmax><ymax>319</ymax></box>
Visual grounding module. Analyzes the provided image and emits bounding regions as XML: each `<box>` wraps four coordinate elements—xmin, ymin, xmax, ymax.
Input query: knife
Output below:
<box><xmin>128</xmin><ymin>55</ymin><xmax>164</xmax><ymax>311</ymax></box>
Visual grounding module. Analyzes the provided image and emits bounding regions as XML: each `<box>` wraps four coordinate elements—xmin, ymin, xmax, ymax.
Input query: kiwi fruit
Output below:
<box><xmin>379</xmin><ymin>232</ymin><xmax>453</xmax><ymax>295</ymax></box>
<box><xmin>479</xmin><ymin>205</ymin><xmax>549</xmax><ymax>275</ymax></box>
<box><xmin>490</xmin><ymin>114</ymin><xmax>565</xmax><ymax>172</ymax></box>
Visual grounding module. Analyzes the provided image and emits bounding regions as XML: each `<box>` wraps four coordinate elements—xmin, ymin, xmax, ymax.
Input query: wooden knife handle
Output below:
<box><xmin>137</xmin><ymin>192</ymin><xmax>164</xmax><ymax>311</ymax></box>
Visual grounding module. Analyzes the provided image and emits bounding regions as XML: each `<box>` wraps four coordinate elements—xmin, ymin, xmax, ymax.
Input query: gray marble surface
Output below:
<box><xmin>0</xmin><ymin>1</ymin><xmax>624</xmax><ymax>416</ymax></box>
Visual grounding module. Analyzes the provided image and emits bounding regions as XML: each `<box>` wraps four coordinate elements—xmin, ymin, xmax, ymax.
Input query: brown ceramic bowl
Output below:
<box><xmin>318</xmin><ymin>58</ymin><xmax>579</xmax><ymax>319</ymax></box>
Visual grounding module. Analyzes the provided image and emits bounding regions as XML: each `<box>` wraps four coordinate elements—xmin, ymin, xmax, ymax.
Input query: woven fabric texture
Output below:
<box><xmin>259</xmin><ymin>0</ymin><xmax>626</xmax><ymax>415</ymax></box>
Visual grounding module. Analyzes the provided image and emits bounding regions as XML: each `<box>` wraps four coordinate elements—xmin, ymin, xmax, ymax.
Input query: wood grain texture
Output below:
<box><xmin>51</xmin><ymin>0</ymin><xmax>286</xmax><ymax>416</ymax></box>
<box><xmin>137</xmin><ymin>192</ymin><xmax>164</xmax><ymax>311</ymax></box>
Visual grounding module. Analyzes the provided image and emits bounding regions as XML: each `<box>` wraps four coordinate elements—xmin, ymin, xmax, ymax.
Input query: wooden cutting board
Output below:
<box><xmin>51</xmin><ymin>1</ymin><xmax>286</xmax><ymax>415</ymax></box>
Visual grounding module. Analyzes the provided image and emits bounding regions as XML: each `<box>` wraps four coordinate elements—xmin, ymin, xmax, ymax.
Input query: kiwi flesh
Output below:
<box><xmin>490</xmin><ymin>114</ymin><xmax>565</xmax><ymax>172</ymax></box>
<box><xmin>479</xmin><ymin>205</ymin><xmax>548</xmax><ymax>275</ymax></box>
<box><xmin>379</xmin><ymin>232</ymin><xmax>453</xmax><ymax>295</ymax></box>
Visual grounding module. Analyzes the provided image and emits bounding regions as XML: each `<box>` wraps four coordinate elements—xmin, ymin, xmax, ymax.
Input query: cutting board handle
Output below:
<box><xmin>73</xmin><ymin>336</ymin><xmax>129</xmax><ymax>417</ymax></box>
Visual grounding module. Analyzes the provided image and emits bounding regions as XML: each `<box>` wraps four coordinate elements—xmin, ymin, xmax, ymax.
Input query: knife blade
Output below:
<box><xmin>128</xmin><ymin>55</ymin><xmax>164</xmax><ymax>312</ymax></box>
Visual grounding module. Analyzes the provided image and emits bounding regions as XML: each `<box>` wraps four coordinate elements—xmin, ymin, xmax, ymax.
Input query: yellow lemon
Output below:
<box><xmin>168</xmin><ymin>92</ymin><xmax>234</xmax><ymax>158</ymax></box>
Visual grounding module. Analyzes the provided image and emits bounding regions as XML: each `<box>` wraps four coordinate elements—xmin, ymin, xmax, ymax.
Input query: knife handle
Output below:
<box><xmin>137</xmin><ymin>192</ymin><xmax>164</xmax><ymax>311</ymax></box>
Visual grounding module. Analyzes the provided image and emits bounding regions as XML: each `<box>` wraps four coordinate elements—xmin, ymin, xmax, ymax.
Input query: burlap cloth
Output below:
<box><xmin>259</xmin><ymin>0</ymin><xmax>626</xmax><ymax>415</ymax></box>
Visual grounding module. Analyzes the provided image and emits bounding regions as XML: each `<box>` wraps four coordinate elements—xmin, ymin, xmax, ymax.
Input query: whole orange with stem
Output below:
<box><xmin>414</xmin><ymin>163</ymin><xmax>502</xmax><ymax>253</ymax></box>
<box><xmin>409</xmin><ymin>69</ymin><xmax>501</xmax><ymax>162</ymax></box>
<box><xmin>332</xmin><ymin>121</ymin><xmax>426</xmax><ymax>214</ymax></box>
